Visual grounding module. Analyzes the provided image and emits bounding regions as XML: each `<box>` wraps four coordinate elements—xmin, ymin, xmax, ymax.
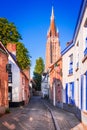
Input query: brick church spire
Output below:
<box><xmin>45</xmin><ymin>7</ymin><xmax>61</xmax><ymax>71</ymax></box>
<box><xmin>47</xmin><ymin>6</ymin><xmax>58</xmax><ymax>37</ymax></box>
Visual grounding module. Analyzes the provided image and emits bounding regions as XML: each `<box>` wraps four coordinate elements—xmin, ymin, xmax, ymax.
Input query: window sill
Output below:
<box><xmin>75</xmin><ymin>67</ymin><xmax>79</xmax><ymax>72</ymax></box>
<box><xmin>68</xmin><ymin>73</ymin><xmax>73</xmax><ymax>76</ymax></box>
<box><xmin>82</xmin><ymin>55</ymin><xmax>87</xmax><ymax>63</ymax></box>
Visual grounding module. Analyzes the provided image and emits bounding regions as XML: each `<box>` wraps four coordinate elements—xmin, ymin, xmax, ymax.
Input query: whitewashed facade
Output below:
<box><xmin>62</xmin><ymin>0</ymin><xmax>87</xmax><ymax>125</ymax></box>
<box><xmin>62</xmin><ymin>44</ymin><xmax>75</xmax><ymax>105</ymax></box>
<box><xmin>8</xmin><ymin>54</ymin><xmax>20</xmax><ymax>103</ymax></box>
<box><xmin>6</xmin><ymin>43</ymin><xmax>30</xmax><ymax>107</ymax></box>
<box><xmin>41</xmin><ymin>73</ymin><xmax>49</xmax><ymax>98</ymax></box>
<box><xmin>74</xmin><ymin>0</ymin><xmax>87</xmax><ymax>111</ymax></box>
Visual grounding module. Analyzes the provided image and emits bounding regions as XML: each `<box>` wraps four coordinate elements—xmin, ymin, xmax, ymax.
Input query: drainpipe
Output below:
<box><xmin>53</xmin><ymin>83</ymin><xmax>56</xmax><ymax>106</ymax></box>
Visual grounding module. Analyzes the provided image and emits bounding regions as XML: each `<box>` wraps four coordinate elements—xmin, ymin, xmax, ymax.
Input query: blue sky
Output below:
<box><xmin>0</xmin><ymin>0</ymin><xmax>82</xmax><ymax>77</ymax></box>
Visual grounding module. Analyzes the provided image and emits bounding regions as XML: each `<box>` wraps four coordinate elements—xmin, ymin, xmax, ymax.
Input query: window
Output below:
<box><xmin>50</xmin><ymin>42</ymin><xmax>52</xmax><ymax>63</ymax></box>
<box><xmin>69</xmin><ymin>54</ymin><xmax>73</xmax><ymax>74</ymax></box>
<box><xmin>22</xmin><ymin>77</ymin><xmax>25</xmax><ymax>85</ymax></box>
<box><xmin>86</xmin><ymin>37</ymin><xmax>87</xmax><ymax>47</ymax></box>
<box><xmin>84</xmin><ymin>18</ymin><xmax>87</xmax><ymax>56</ymax></box>
<box><xmin>76</xmin><ymin>41</ymin><xmax>79</xmax><ymax>70</ymax></box>
<box><xmin>84</xmin><ymin>37</ymin><xmax>87</xmax><ymax>56</ymax></box>
<box><xmin>6</xmin><ymin>64</ymin><xmax>11</xmax><ymax>72</ymax></box>
<box><xmin>70</xmin><ymin>54</ymin><xmax>73</xmax><ymax>63</ymax></box>
<box><xmin>76</xmin><ymin>79</ymin><xmax>79</xmax><ymax>107</ymax></box>
<box><xmin>76</xmin><ymin>54</ymin><xmax>79</xmax><ymax>67</ymax></box>
<box><xmin>8</xmin><ymin>72</ymin><xmax>12</xmax><ymax>83</ymax></box>
<box><xmin>8</xmin><ymin>86</ymin><xmax>12</xmax><ymax>101</ymax></box>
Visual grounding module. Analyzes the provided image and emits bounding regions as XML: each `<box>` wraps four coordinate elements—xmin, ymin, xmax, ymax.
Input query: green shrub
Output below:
<box><xmin>5</xmin><ymin>108</ymin><xmax>10</xmax><ymax>114</ymax></box>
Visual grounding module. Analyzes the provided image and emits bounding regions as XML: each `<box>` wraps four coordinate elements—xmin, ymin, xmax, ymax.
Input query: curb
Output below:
<box><xmin>43</xmin><ymin>102</ymin><xmax>60</xmax><ymax>130</ymax></box>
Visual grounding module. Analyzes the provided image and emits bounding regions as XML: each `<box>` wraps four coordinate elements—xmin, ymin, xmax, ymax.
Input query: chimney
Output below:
<box><xmin>7</xmin><ymin>43</ymin><xmax>16</xmax><ymax>56</ymax></box>
<box><xmin>66</xmin><ymin>40</ymin><xmax>73</xmax><ymax>47</ymax></box>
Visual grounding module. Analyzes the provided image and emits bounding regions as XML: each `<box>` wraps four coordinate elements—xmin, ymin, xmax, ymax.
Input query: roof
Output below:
<box><xmin>61</xmin><ymin>42</ymin><xmax>74</xmax><ymax>56</ymax></box>
<box><xmin>0</xmin><ymin>42</ymin><xmax>8</xmax><ymax>56</ymax></box>
<box><xmin>0</xmin><ymin>41</ymin><xmax>29</xmax><ymax>80</ymax></box>
<box><xmin>73</xmin><ymin>0</ymin><xmax>87</xmax><ymax>43</ymax></box>
<box><xmin>47</xmin><ymin>56</ymin><xmax>62</xmax><ymax>74</ymax></box>
<box><xmin>49</xmin><ymin>56</ymin><xmax>62</xmax><ymax>68</ymax></box>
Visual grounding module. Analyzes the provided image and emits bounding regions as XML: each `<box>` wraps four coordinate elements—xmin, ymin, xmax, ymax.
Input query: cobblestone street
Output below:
<box><xmin>0</xmin><ymin>0</ymin><xmax>87</xmax><ymax>129</ymax></box>
<box><xmin>43</xmin><ymin>99</ymin><xmax>86</xmax><ymax>130</ymax></box>
<box><xmin>0</xmin><ymin>96</ymin><xmax>86</xmax><ymax>130</ymax></box>
<box><xmin>0</xmin><ymin>96</ymin><xmax>55</xmax><ymax>130</ymax></box>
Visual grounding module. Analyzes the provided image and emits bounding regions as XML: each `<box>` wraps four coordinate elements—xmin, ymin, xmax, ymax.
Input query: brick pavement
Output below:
<box><xmin>0</xmin><ymin>96</ymin><xmax>86</xmax><ymax>130</ymax></box>
<box><xmin>43</xmin><ymin>99</ymin><xmax>86</xmax><ymax>130</ymax></box>
<box><xmin>0</xmin><ymin>96</ymin><xmax>55</xmax><ymax>130</ymax></box>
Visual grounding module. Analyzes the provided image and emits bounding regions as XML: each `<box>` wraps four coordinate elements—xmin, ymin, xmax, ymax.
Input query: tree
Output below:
<box><xmin>0</xmin><ymin>18</ymin><xmax>22</xmax><ymax>46</ymax></box>
<box><xmin>0</xmin><ymin>17</ymin><xmax>31</xmax><ymax>69</ymax></box>
<box><xmin>33</xmin><ymin>57</ymin><xmax>44</xmax><ymax>91</ymax></box>
<box><xmin>16</xmin><ymin>42</ymin><xmax>31</xmax><ymax>69</ymax></box>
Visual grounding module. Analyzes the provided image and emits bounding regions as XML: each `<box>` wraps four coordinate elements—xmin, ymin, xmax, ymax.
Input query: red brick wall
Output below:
<box><xmin>0</xmin><ymin>51</ymin><xmax>8</xmax><ymax>107</ymax></box>
<box><xmin>20</xmin><ymin>71</ymin><xmax>30</xmax><ymax>105</ymax></box>
<box><xmin>23</xmin><ymin>68</ymin><xmax>30</xmax><ymax>81</ymax></box>
<box><xmin>25</xmin><ymin>78</ymin><xmax>30</xmax><ymax>104</ymax></box>
<box><xmin>22</xmin><ymin>68</ymin><xmax>30</xmax><ymax>104</ymax></box>
<box><xmin>49</xmin><ymin>57</ymin><xmax>62</xmax><ymax>102</ymax></box>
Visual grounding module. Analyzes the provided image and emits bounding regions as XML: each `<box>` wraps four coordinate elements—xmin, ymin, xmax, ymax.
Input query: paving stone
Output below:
<box><xmin>43</xmin><ymin>99</ymin><xmax>86</xmax><ymax>130</ymax></box>
<box><xmin>0</xmin><ymin>96</ymin><xmax>55</xmax><ymax>130</ymax></box>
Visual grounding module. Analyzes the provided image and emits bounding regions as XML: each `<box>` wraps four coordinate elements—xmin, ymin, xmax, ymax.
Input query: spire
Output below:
<box><xmin>51</xmin><ymin>6</ymin><xmax>54</xmax><ymax>20</ymax></box>
<box><xmin>47</xmin><ymin>6</ymin><xmax>57</xmax><ymax>37</ymax></box>
<box><xmin>57</xmin><ymin>28</ymin><xmax>59</xmax><ymax>33</ymax></box>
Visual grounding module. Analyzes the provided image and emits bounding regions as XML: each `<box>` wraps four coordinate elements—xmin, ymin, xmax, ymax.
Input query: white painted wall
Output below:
<box><xmin>62</xmin><ymin>4</ymin><xmax>87</xmax><ymax>112</ymax></box>
<box><xmin>74</xmin><ymin>6</ymin><xmax>87</xmax><ymax>111</ymax></box>
<box><xmin>8</xmin><ymin>55</ymin><xmax>20</xmax><ymax>102</ymax></box>
<box><xmin>62</xmin><ymin>46</ymin><xmax>75</xmax><ymax>103</ymax></box>
<box><xmin>41</xmin><ymin>75</ymin><xmax>49</xmax><ymax>98</ymax></box>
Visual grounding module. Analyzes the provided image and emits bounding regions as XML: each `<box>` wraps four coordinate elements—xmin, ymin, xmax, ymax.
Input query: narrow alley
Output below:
<box><xmin>0</xmin><ymin>96</ymin><xmax>86</xmax><ymax>130</ymax></box>
<box><xmin>0</xmin><ymin>96</ymin><xmax>54</xmax><ymax>130</ymax></box>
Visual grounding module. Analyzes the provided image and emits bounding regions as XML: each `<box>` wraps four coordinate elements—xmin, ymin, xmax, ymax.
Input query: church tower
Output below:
<box><xmin>45</xmin><ymin>7</ymin><xmax>61</xmax><ymax>71</ymax></box>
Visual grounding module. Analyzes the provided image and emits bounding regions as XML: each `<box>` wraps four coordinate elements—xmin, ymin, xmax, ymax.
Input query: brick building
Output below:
<box><xmin>45</xmin><ymin>7</ymin><xmax>61</xmax><ymax>71</ymax></box>
<box><xmin>0</xmin><ymin>42</ymin><xmax>8</xmax><ymax>114</ymax></box>
<box><xmin>49</xmin><ymin>57</ymin><xmax>62</xmax><ymax>107</ymax></box>
<box><xmin>45</xmin><ymin>7</ymin><xmax>62</xmax><ymax>106</ymax></box>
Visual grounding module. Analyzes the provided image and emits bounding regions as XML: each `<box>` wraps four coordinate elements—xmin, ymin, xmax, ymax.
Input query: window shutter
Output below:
<box><xmin>66</xmin><ymin>83</ymin><xmax>68</xmax><ymax>103</ymax></box>
<box><xmin>86</xmin><ymin>71</ymin><xmax>87</xmax><ymax>110</ymax></box>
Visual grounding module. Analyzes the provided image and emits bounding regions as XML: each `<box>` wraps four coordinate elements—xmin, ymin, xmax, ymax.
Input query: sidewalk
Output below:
<box><xmin>43</xmin><ymin>99</ymin><xmax>86</xmax><ymax>130</ymax></box>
